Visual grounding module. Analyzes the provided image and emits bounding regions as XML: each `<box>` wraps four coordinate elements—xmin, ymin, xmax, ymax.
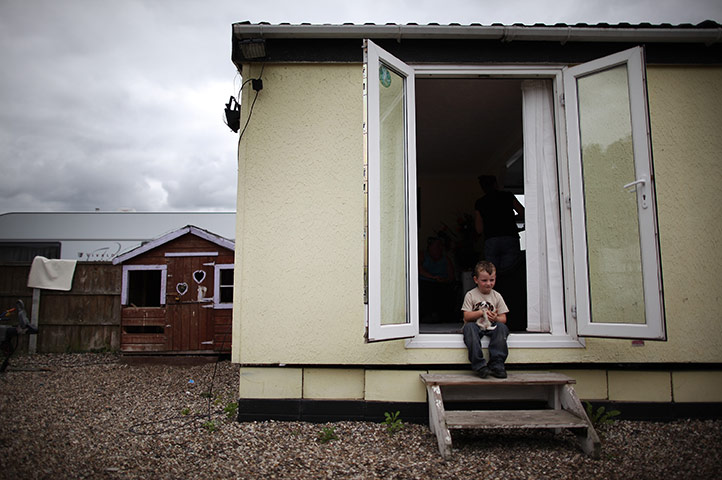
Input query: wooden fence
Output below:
<box><xmin>0</xmin><ymin>262</ymin><xmax>121</xmax><ymax>353</ymax></box>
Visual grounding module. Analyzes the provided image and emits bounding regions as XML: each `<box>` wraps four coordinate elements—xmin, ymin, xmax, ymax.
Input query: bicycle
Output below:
<box><xmin>0</xmin><ymin>299</ymin><xmax>37</xmax><ymax>372</ymax></box>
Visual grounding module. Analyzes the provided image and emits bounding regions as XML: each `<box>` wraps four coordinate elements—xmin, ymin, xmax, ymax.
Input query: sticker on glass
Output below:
<box><xmin>379</xmin><ymin>65</ymin><xmax>392</xmax><ymax>88</ymax></box>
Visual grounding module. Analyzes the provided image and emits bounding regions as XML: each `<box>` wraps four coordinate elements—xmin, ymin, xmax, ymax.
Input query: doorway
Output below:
<box><xmin>415</xmin><ymin>78</ymin><xmax>527</xmax><ymax>334</ymax></box>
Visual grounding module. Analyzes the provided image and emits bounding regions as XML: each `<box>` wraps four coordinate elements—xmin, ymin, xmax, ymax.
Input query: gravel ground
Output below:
<box><xmin>0</xmin><ymin>353</ymin><xmax>720</xmax><ymax>480</ymax></box>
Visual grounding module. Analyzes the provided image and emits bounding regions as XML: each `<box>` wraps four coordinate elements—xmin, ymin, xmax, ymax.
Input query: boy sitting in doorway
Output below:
<box><xmin>461</xmin><ymin>260</ymin><xmax>510</xmax><ymax>378</ymax></box>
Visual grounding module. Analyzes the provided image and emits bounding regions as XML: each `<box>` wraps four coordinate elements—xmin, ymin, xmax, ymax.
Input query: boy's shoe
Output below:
<box><xmin>489</xmin><ymin>365</ymin><xmax>507</xmax><ymax>379</ymax></box>
<box><xmin>476</xmin><ymin>367</ymin><xmax>490</xmax><ymax>378</ymax></box>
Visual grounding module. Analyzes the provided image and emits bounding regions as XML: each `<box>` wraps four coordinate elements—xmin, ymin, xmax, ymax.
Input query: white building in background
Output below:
<box><xmin>0</xmin><ymin>212</ymin><xmax>235</xmax><ymax>262</ymax></box>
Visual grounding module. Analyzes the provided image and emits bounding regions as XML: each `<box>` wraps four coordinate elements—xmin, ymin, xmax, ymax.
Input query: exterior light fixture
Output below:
<box><xmin>239</xmin><ymin>38</ymin><xmax>266</xmax><ymax>59</ymax></box>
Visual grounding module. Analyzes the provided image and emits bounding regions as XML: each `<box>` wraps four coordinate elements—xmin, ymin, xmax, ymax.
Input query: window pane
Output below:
<box><xmin>577</xmin><ymin>65</ymin><xmax>645</xmax><ymax>325</ymax></box>
<box><xmin>220</xmin><ymin>268</ymin><xmax>234</xmax><ymax>285</ymax></box>
<box><xmin>128</xmin><ymin>270</ymin><xmax>162</xmax><ymax>307</ymax></box>
<box><xmin>378</xmin><ymin>63</ymin><xmax>409</xmax><ymax>325</ymax></box>
<box><xmin>220</xmin><ymin>286</ymin><xmax>233</xmax><ymax>303</ymax></box>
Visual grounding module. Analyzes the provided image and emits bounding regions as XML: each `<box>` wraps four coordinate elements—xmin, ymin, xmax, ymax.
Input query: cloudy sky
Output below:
<box><xmin>1</xmin><ymin>0</ymin><xmax>720</xmax><ymax>214</ymax></box>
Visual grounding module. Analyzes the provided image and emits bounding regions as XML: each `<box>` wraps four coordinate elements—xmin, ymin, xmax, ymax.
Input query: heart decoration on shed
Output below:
<box><xmin>193</xmin><ymin>270</ymin><xmax>206</xmax><ymax>284</ymax></box>
<box><xmin>176</xmin><ymin>282</ymin><xmax>189</xmax><ymax>295</ymax></box>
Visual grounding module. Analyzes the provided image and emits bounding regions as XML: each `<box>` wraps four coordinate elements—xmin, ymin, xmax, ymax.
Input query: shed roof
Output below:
<box><xmin>112</xmin><ymin>225</ymin><xmax>234</xmax><ymax>265</ymax></box>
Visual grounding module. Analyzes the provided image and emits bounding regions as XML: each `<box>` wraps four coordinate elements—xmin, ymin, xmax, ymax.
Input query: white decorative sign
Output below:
<box><xmin>193</xmin><ymin>270</ymin><xmax>206</xmax><ymax>284</ymax></box>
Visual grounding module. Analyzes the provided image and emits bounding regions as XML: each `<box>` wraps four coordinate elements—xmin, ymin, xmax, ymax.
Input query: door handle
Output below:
<box><xmin>623</xmin><ymin>177</ymin><xmax>648</xmax><ymax>209</ymax></box>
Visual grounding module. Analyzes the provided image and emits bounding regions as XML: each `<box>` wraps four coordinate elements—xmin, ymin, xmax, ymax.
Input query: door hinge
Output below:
<box><xmin>571</xmin><ymin>305</ymin><xmax>577</xmax><ymax>319</ymax></box>
<box><xmin>559</xmin><ymin>93</ymin><xmax>565</xmax><ymax>106</ymax></box>
<box><xmin>565</xmin><ymin>195</ymin><xmax>572</xmax><ymax>209</ymax></box>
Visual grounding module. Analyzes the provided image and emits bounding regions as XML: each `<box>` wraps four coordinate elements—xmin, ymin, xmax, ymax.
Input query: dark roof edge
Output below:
<box><xmin>232</xmin><ymin>22</ymin><xmax>722</xmax><ymax>44</ymax></box>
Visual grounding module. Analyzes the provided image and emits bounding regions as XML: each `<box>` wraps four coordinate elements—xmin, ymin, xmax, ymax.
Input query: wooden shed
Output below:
<box><xmin>112</xmin><ymin>225</ymin><xmax>234</xmax><ymax>354</ymax></box>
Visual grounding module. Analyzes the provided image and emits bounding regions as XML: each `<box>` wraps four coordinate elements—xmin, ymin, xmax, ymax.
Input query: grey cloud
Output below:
<box><xmin>1</xmin><ymin>0</ymin><xmax>720</xmax><ymax>214</ymax></box>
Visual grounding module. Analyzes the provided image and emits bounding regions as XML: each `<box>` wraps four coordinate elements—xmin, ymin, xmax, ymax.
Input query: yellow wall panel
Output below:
<box><xmin>303</xmin><ymin>368</ymin><xmax>365</xmax><ymax>400</ymax></box>
<box><xmin>673</xmin><ymin>371</ymin><xmax>722</xmax><ymax>402</ymax></box>
<box><xmin>554</xmin><ymin>370</ymin><xmax>608</xmax><ymax>400</ymax></box>
<box><xmin>608</xmin><ymin>371</ymin><xmax>671</xmax><ymax>402</ymax></box>
<box><xmin>239</xmin><ymin>367</ymin><xmax>302</xmax><ymax>399</ymax></box>
<box><xmin>365</xmin><ymin>370</ymin><xmax>427</xmax><ymax>402</ymax></box>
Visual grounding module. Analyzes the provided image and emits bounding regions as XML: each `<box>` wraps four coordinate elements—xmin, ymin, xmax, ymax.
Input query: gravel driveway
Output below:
<box><xmin>0</xmin><ymin>353</ymin><xmax>720</xmax><ymax>479</ymax></box>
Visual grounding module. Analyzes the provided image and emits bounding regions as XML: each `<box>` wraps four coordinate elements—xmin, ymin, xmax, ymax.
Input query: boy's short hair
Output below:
<box><xmin>473</xmin><ymin>260</ymin><xmax>496</xmax><ymax>278</ymax></box>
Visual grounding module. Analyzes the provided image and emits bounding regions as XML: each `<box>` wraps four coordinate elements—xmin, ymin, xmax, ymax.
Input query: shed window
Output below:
<box><xmin>214</xmin><ymin>264</ymin><xmax>234</xmax><ymax>308</ymax></box>
<box><xmin>121</xmin><ymin>265</ymin><xmax>167</xmax><ymax>307</ymax></box>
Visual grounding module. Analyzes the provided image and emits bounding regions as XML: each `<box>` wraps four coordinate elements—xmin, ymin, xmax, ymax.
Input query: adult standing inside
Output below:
<box><xmin>474</xmin><ymin>175</ymin><xmax>525</xmax><ymax>271</ymax></box>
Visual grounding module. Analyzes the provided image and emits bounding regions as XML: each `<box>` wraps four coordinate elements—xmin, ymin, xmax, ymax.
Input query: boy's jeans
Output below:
<box><xmin>462</xmin><ymin>321</ymin><xmax>509</xmax><ymax>372</ymax></box>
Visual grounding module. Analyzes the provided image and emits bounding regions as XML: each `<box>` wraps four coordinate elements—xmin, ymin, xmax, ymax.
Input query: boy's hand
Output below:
<box><xmin>485</xmin><ymin>310</ymin><xmax>498</xmax><ymax>321</ymax></box>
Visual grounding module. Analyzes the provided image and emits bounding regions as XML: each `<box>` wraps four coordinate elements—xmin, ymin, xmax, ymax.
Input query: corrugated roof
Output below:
<box><xmin>237</xmin><ymin>20</ymin><xmax>721</xmax><ymax>29</ymax></box>
<box><xmin>232</xmin><ymin>21</ymin><xmax>722</xmax><ymax>43</ymax></box>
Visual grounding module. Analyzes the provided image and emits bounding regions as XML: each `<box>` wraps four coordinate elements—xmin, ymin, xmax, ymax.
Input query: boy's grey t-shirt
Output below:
<box><xmin>461</xmin><ymin>288</ymin><xmax>509</xmax><ymax>329</ymax></box>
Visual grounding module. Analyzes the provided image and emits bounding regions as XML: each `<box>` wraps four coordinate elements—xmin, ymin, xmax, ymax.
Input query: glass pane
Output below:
<box><xmin>378</xmin><ymin>62</ymin><xmax>409</xmax><ymax>325</ymax></box>
<box><xmin>220</xmin><ymin>268</ymin><xmax>234</xmax><ymax>285</ymax></box>
<box><xmin>577</xmin><ymin>65</ymin><xmax>645</xmax><ymax>324</ymax></box>
<box><xmin>128</xmin><ymin>270</ymin><xmax>161</xmax><ymax>307</ymax></box>
<box><xmin>220</xmin><ymin>286</ymin><xmax>233</xmax><ymax>303</ymax></box>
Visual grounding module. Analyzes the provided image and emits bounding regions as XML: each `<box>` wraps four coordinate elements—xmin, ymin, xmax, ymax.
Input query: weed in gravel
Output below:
<box><xmin>181</xmin><ymin>407</ymin><xmax>191</xmax><ymax>416</ymax></box>
<box><xmin>383</xmin><ymin>411</ymin><xmax>403</xmax><ymax>435</ymax></box>
<box><xmin>318</xmin><ymin>426</ymin><xmax>338</xmax><ymax>443</ymax></box>
<box><xmin>585</xmin><ymin>401</ymin><xmax>621</xmax><ymax>428</ymax></box>
<box><xmin>202</xmin><ymin>420</ymin><xmax>217</xmax><ymax>432</ymax></box>
<box><xmin>223</xmin><ymin>401</ymin><xmax>238</xmax><ymax>421</ymax></box>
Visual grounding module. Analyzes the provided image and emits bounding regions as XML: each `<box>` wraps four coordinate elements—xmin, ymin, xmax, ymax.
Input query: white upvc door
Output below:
<box><xmin>364</xmin><ymin>40</ymin><xmax>419</xmax><ymax>342</ymax></box>
<box><xmin>364</xmin><ymin>41</ymin><xmax>666</xmax><ymax>345</ymax></box>
<box><xmin>565</xmin><ymin>46</ymin><xmax>666</xmax><ymax>340</ymax></box>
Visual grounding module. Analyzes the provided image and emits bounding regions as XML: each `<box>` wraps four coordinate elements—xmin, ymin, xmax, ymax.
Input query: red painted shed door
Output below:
<box><xmin>165</xmin><ymin>256</ymin><xmax>215</xmax><ymax>351</ymax></box>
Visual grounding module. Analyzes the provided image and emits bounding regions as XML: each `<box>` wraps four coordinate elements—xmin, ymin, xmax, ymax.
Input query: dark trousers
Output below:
<box><xmin>462</xmin><ymin>321</ymin><xmax>509</xmax><ymax>372</ymax></box>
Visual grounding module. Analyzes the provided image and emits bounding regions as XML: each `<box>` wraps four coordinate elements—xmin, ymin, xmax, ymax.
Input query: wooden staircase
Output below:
<box><xmin>420</xmin><ymin>372</ymin><xmax>600</xmax><ymax>458</ymax></box>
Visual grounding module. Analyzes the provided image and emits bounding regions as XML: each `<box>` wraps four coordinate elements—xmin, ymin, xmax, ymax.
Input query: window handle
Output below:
<box><xmin>623</xmin><ymin>177</ymin><xmax>648</xmax><ymax>209</ymax></box>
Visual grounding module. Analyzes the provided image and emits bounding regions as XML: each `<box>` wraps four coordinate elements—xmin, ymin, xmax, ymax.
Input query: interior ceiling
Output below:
<box><xmin>415</xmin><ymin>78</ymin><xmax>524</xmax><ymax>189</ymax></box>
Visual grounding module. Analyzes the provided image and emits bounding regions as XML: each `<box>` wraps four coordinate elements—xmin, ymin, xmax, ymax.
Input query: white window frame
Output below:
<box><xmin>214</xmin><ymin>263</ymin><xmax>234</xmax><ymax>309</ymax></box>
<box><xmin>364</xmin><ymin>40</ymin><xmax>419</xmax><ymax>341</ymax></box>
<box><xmin>121</xmin><ymin>264</ymin><xmax>167</xmax><ymax>306</ymax></box>
<box><xmin>365</xmin><ymin>41</ymin><xmax>665</xmax><ymax>348</ymax></box>
<box><xmin>406</xmin><ymin>65</ymin><xmax>580</xmax><ymax>349</ymax></box>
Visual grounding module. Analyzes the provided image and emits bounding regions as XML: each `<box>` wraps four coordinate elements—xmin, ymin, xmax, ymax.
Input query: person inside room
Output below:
<box><xmin>474</xmin><ymin>174</ymin><xmax>525</xmax><ymax>272</ymax></box>
<box><xmin>418</xmin><ymin>236</ymin><xmax>457</xmax><ymax>323</ymax></box>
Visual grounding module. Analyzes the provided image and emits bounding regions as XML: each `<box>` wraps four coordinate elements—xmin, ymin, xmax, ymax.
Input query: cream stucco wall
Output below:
<box><xmin>233</xmin><ymin>63</ymin><xmax>722</xmax><ymax>368</ymax></box>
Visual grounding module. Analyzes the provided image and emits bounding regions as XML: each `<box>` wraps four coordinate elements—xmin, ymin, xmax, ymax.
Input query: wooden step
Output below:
<box><xmin>420</xmin><ymin>373</ymin><xmax>601</xmax><ymax>459</ymax></box>
<box><xmin>445</xmin><ymin>409</ymin><xmax>588</xmax><ymax>430</ymax></box>
<box><xmin>421</xmin><ymin>372</ymin><xmax>576</xmax><ymax>387</ymax></box>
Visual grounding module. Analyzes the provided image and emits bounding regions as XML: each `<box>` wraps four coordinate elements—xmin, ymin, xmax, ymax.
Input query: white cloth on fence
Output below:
<box><xmin>27</xmin><ymin>256</ymin><xmax>77</xmax><ymax>291</ymax></box>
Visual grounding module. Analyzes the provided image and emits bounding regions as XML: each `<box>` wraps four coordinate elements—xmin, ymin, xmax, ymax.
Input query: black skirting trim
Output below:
<box><xmin>236</xmin><ymin>399</ymin><xmax>428</xmax><ymax>424</ymax></box>
<box><xmin>236</xmin><ymin>399</ymin><xmax>722</xmax><ymax>424</ymax></box>
<box><xmin>238</xmin><ymin>363</ymin><xmax>722</xmax><ymax>371</ymax></box>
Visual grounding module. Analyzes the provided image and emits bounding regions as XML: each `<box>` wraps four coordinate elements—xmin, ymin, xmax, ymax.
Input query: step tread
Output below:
<box><xmin>421</xmin><ymin>372</ymin><xmax>575</xmax><ymax>386</ymax></box>
<box><xmin>445</xmin><ymin>409</ymin><xmax>588</xmax><ymax>429</ymax></box>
